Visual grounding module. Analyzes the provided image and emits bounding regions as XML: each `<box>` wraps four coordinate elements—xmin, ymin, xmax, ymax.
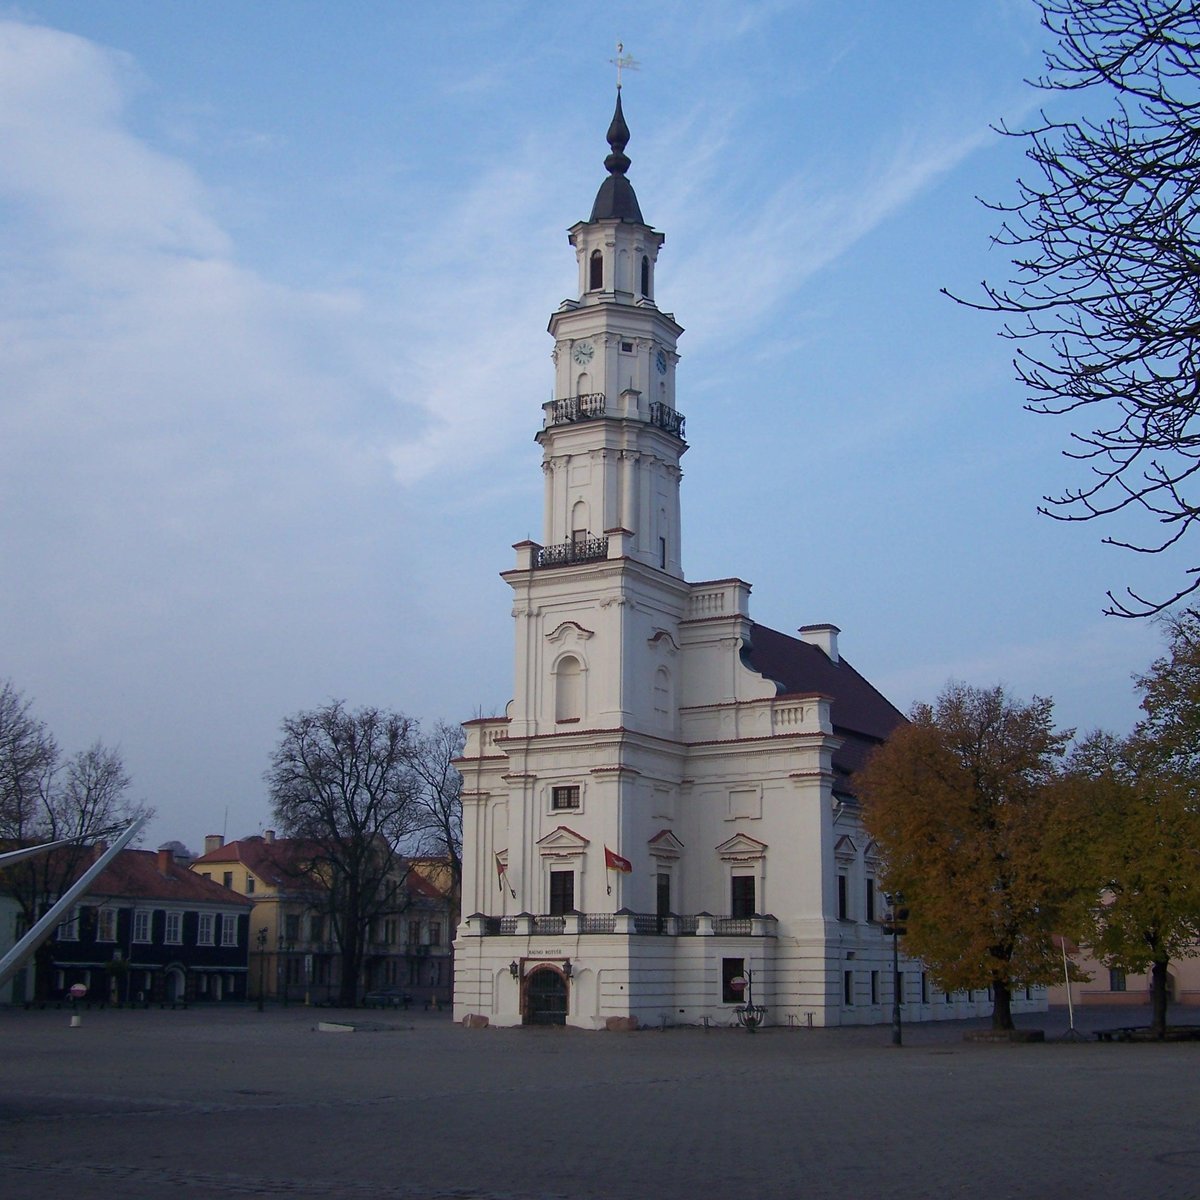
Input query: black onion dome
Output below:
<box><xmin>589</xmin><ymin>91</ymin><xmax>644</xmax><ymax>223</ymax></box>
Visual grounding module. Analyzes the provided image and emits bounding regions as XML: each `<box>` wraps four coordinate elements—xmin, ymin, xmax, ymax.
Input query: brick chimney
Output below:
<box><xmin>204</xmin><ymin>834</ymin><xmax>224</xmax><ymax>854</ymax></box>
<box><xmin>157</xmin><ymin>846</ymin><xmax>173</xmax><ymax>873</ymax></box>
<box><xmin>263</xmin><ymin>829</ymin><xmax>275</xmax><ymax>844</ymax></box>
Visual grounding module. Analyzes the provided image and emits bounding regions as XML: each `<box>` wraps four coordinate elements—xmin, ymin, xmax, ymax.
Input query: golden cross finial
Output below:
<box><xmin>611</xmin><ymin>42</ymin><xmax>639</xmax><ymax>90</ymax></box>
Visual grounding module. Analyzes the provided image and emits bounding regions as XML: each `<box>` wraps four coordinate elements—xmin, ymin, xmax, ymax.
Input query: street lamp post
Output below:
<box><xmin>884</xmin><ymin>892</ymin><xmax>906</xmax><ymax>1047</ymax></box>
<box><xmin>255</xmin><ymin>927</ymin><xmax>267</xmax><ymax>1012</ymax></box>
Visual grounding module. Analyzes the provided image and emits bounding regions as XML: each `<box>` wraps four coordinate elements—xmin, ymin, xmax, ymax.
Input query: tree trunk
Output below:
<box><xmin>1150</xmin><ymin>958</ymin><xmax>1170</xmax><ymax>1040</ymax></box>
<box><xmin>991</xmin><ymin>979</ymin><xmax>1014</xmax><ymax>1030</ymax></box>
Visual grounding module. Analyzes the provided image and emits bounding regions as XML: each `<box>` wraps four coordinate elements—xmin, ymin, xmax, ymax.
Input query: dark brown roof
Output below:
<box><xmin>743</xmin><ymin>623</ymin><xmax>906</xmax><ymax>796</ymax></box>
<box><xmin>82</xmin><ymin>849</ymin><xmax>254</xmax><ymax>907</ymax></box>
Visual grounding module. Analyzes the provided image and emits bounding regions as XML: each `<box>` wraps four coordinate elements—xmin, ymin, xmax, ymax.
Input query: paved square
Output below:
<box><xmin>2</xmin><ymin>1004</ymin><xmax>1197</xmax><ymax>1199</ymax></box>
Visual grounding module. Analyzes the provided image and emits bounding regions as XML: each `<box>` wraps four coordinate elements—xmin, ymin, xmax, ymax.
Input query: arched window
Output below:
<box><xmin>589</xmin><ymin>249</ymin><xmax>603</xmax><ymax>291</ymax></box>
<box><xmin>641</xmin><ymin>255</ymin><xmax>650</xmax><ymax>297</ymax></box>
<box><xmin>555</xmin><ymin>656</ymin><xmax>582</xmax><ymax>722</ymax></box>
<box><xmin>571</xmin><ymin>500</ymin><xmax>588</xmax><ymax>550</ymax></box>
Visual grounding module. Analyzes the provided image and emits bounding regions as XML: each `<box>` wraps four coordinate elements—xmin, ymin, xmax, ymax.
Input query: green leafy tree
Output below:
<box><xmin>951</xmin><ymin>0</ymin><xmax>1200</xmax><ymax>615</ymax></box>
<box><xmin>1134</xmin><ymin>609</ymin><xmax>1200</xmax><ymax>767</ymax></box>
<box><xmin>1056</xmin><ymin>730</ymin><xmax>1200</xmax><ymax>1038</ymax></box>
<box><xmin>857</xmin><ymin>683</ymin><xmax>1076</xmax><ymax>1030</ymax></box>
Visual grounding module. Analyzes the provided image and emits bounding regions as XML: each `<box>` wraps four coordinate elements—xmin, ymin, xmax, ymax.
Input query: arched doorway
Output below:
<box><xmin>165</xmin><ymin>966</ymin><xmax>186</xmax><ymax>1004</ymax></box>
<box><xmin>524</xmin><ymin>966</ymin><xmax>568</xmax><ymax>1026</ymax></box>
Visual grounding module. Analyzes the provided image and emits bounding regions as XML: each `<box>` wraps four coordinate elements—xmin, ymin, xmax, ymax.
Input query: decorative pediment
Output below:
<box><xmin>648</xmin><ymin>829</ymin><xmax>685</xmax><ymax>860</ymax></box>
<box><xmin>863</xmin><ymin>839</ymin><xmax>882</xmax><ymax>866</ymax></box>
<box><xmin>834</xmin><ymin>835</ymin><xmax>858</xmax><ymax>863</ymax></box>
<box><xmin>715</xmin><ymin>833</ymin><xmax>768</xmax><ymax>862</ymax></box>
<box><xmin>536</xmin><ymin>825</ymin><xmax>590</xmax><ymax>857</ymax></box>
<box><xmin>546</xmin><ymin>621</ymin><xmax>595</xmax><ymax>644</ymax></box>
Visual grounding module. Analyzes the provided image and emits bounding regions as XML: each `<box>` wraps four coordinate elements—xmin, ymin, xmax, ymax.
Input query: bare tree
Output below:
<box><xmin>408</xmin><ymin>721</ymin><xmax>463</xmax><ymax>897</ymax></box>
<box><xmin>266</xmin><ymin>701</ymin><xmax>419</xmax><ymax>1006</ymax></box>
<box><xmin>0</xmin><ymin>681</ymin><xmax>148</xmax><ymax>996</ymax></box>
<box><xmin>951</xmin><ymin>0</ymin><xmax>1200</xmax><ymax>615</ymax></box>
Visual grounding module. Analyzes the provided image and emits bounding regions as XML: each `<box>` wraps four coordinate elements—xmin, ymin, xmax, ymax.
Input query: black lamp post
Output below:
<box><xmin>884</xmin><ymin>892</ymin><xmax>906</xmax><ymax>1047</ymax></box>
<box><xmin>734</xmin><ymin>968</ymin><xmax>767</xmax><ymax>1032</ymax></box>
<box><xmin>255</xmin><ymin>927</ymin><xmax>267</xmax><ymax>1012</ymax></box>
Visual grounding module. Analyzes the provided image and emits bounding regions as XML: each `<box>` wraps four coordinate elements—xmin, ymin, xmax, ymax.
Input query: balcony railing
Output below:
<box><xmin>648</xmin><ymin>401</ymin><xmax>685</xmax><ymax>438</ymax></box>
<box><xmin>470</xmin><ymin>911</ymin><xmax>775</xmax><ymax>937</ymax></box>
<box><xmin>548</xmin><ymin>393</ymin><xmax>607</xmax><ymax>426</ymax></box>
<box><xmin>536</xmin><ymin>536</ymin><xmax>609</xmax><ymax>569</ymax></box>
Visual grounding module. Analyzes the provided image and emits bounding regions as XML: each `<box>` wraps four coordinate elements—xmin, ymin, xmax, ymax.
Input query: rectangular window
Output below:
<box><xmin>58</xmin><ymin>907</ymin><xmax>80</xmax><ymax>941</ymax></box>
<box><xmin>285</xmin><ymin>913</ymin><xmax>301</xmax><ymax>943</ymax></box>
<box><xmin>945</xmin><ymin>990</ymin><xmax>953</xmax><ymax>1005</ymax></box>
<box><xmin>165</xmin><ymin>911</ymin><xmax>182</xmax><ymax>945</ymax></box>
<box><xmin>731</xmin><ymin>875</ymin><xmax>755</xmax><ymax>919</ymax></box>
<box><xmin>865</xmin><ymin>878</ymin><xmax>876</xmax><ymax>923</ymax></box>
<box><xmin>310</xmin><ymin>914</ymin><xmax>325</xmax><ymax>943</ymax></box>
<box><xmin>221</xmin><ymin>914</ymin><xmax>238</xmax><ymax>947</ymax></box>
<box><xmin>549</xmin><ymin>870</ymin><xmax>574</xmax><ymax>916</ymax></box>
<box><xmin>659</xmin><ymin>537</ymin><xmax>667</xmax><ymax>569</ymax></box>
<box><xmin>97</xmin><ymin>907</ymin><xmax>117</xmax><ymax>942</ymax></box>
<box><xmin>921</xmin><ymin>972</ymin><xmax>929</xmax><ymax>1004</ymax></box>
<box><xmin>197</xmin><ymin>912</ymin><xmax>214</xmax><ymax>945</ymax></box>
<box><xmin>843</xmin><ymin>970</ymin><xmax>854</xmax><ymax>1006</ymax></box>
<box><xmin>245</xmin><ymin>875</ymin><xmax>255</xmax><ymax>894</ymax></box>
<box><xmin>408</xmin><ymin>919</ymin><xmax>421</xmax><ymax>946</ymax></box>
<box><xmin>721</xmin><ymin>957</ymin><xmax>745</xmax><ymax>1004</ymax></box>
<box><xmin>656</xmin><ymin>873</ymin><xmax>671</xmax><ymax>918</ymax></box>
<box><xmin>222</xmin><ymin>871</ymin><xmax>233</xmax><ymax>889</ymax></box>
<box><xmin>132</xmin><ymin>910</ymin><xmax>152</xmax><ymax>944</ymax></box>
<box><xmin>871</xmin><ymin>970</ymin><xmax>880</xmax><ymax>1005</ymax></box>
<box><xmin>1109</xmin><ymin>968</ymin><xmax>1127</xmax><ymax>992</ymax></box>
<box><xmin>837</xmin><ymin>874</ymin><xmax>848</xmax><ymax>920</ymax></box>
<box><xmin>430</xmin><ymin>921</ymin><xmax>441</xmax><ymax>946</ymax></box>
<box><xmin>551</xmin><ymin>785</ymin><xmax>580</xmax><ymax>810</ymax></box>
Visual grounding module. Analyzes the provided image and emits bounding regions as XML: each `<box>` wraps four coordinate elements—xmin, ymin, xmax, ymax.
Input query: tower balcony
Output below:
<box><xmin>463</xmin><ymin>911</ymin><xmax>778</xmax><ymax>938</ymax></box>
<box><xmin>542</xmin><ymin>393</ymin><xmax>686</xmax><ymax>440</ymax></box>
<box><xmin>535</xmin><ymin>535</ymin><xmax>609</xmax><ymax>569</ymax></box>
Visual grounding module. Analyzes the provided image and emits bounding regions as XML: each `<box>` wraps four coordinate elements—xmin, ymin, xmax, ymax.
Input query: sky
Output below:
<box><xmin>0</xmin><ymin>1</ymin><xmax>1183</xmax><ymax>854</ymax></box>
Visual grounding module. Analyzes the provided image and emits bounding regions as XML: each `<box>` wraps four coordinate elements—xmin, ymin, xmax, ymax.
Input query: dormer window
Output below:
<box><xmin>589</xmin><ymin>249</ymin><xmax>603</xmax><ymax>291</ymax></box>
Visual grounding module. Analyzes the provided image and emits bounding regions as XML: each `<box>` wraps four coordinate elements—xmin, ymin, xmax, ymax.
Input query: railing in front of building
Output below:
<box><xmin>535</xmin><ymin>536</ymin><xmax>609</xmax><ymax>569</ymax></box>
<box><xmin>469</xmin><ymin>912</ymin><xmax>776</xmax><ymax>937</ymax></box>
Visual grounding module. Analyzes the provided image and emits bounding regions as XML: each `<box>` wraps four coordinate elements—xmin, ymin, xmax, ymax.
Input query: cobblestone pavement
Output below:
<box><xmin>2</xmin><ymin>1004</ymin><xmax>1198</xmax><ymax>1200</ymax></box>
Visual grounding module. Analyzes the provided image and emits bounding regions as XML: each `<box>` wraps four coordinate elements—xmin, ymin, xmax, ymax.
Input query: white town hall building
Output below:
<box><xmin>452</xmin><ymin>92</ymin><xmax>1042</xmax><ymax>1029</ymax></box>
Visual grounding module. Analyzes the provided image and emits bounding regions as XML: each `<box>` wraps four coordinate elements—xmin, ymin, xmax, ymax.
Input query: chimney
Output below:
<box><xmin>799</xmin><ymin>623</ymin><xmax>840</xmax><ymax>663</ymax></box>
<box><xmin>157</xmin><ymin>846</ymin><xmax>173</xmax><ymax>873</ymax></box>
<box><xmin>204</xmin><ymin>834</ymin><xmax>224</xmax><ymax>854</ymax></box>
<box><xmin>263</xmin><ymin>829</ymin><xmax>275</xmax><ymax>844</ymax></box>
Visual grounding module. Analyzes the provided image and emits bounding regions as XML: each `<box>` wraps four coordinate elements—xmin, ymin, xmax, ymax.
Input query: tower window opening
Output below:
<box><xmin>641</xmin><ymin>254</ymin><xmax>650</xmax><ymax>297</ymax></box>
<box><xmin>589</xmin><ymin>249</ymin><xmax>603</xmax><ymax>291</ymax></box>
<box><xmin>555</xmin><ymin>655</ymin><xmax>582</xmax><ymax>723</ymax></box>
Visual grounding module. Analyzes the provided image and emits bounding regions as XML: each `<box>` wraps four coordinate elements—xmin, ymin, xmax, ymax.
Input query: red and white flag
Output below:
<box><xmin>605</xmin><ymin>846</ymin><xmax>632</xmax><ymax>874</ymax></box>
<box><xmin>495</xmin><ymin>852</ymin><xmax>508</xmax><ymax>888</ymax></box>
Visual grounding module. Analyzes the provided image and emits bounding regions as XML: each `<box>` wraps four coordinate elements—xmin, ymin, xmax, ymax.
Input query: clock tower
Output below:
<box><xmin>539</xmin><ymin>91</ymin><xmax>686</xmax><ymax>577</ymax></box>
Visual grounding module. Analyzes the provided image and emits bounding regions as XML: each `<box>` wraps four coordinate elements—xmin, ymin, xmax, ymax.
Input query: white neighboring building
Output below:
<box><xmin>453</xmin><ymin>93</ymin><xmax>1045</xmax><ymax>1029</ymax></box>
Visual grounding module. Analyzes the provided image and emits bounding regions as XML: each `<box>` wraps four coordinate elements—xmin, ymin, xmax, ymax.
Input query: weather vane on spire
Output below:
<box><xmin>611</xmin><ymin>42</ymin><xmax>639</xmax><ymax>90</ymax></box>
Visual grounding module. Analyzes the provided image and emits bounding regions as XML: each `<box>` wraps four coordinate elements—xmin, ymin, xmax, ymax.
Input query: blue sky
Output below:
<box><xmin>0</xmin><ymin>1</ymin><xmax>1179</xmax><ymax>852</ymax></box>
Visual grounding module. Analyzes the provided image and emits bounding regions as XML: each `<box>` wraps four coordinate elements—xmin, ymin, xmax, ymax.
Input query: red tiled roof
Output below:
<box><xmin>79</xmin><ymin>849</ymin><xmax>254</xmax><ymax>906</ymax></box>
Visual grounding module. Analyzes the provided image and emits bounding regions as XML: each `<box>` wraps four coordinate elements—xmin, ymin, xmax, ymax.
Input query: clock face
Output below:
<box><xmin>572</xmin><ymin>341</ymin><xmax>595</xmax><ymax>366</ymax></box>
<box><xmin>656</xmin><ymin>349</ymin><xmax>668</xmax><ymax>375</ymax></box>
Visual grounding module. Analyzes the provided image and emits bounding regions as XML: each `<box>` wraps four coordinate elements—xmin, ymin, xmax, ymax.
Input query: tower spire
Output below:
<box><xmin>589</xmin><ymin>87</ymin><xmax>643</xmax><ymax>223</ymax></box>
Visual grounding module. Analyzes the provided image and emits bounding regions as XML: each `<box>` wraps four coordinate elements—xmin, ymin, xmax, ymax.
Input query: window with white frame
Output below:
<box><xmin>97</xmin><ymin>907</ymin><xmax>117</xmax><ymax>942</ymax></box>
<box><xmin>551</xmin><ymin>785</ymin><xmax>580</xmax><ymax>810</ymax></box>
<box><xmin>165</xmin><ymin>910</ymin><xmax>182</xmax><ymax>945</ymax></box>
<box><xmin>197</xmin><ymin>912</ymin><xmax>214</xmax><ymax>945</ymax></box>
<box><xmin>58</xmin><ymin>907</ymin><xmax>80</xmax><ymax>941</ymax></box>
<box><xmin>220</xmin><ymin>913</ymin><xmax>238</xmax><ymax>947</ymax></box>
<box><xmin>133</xmin><ymin>909</ymin><xmax>152</xmax><ymax>943</ymax></box>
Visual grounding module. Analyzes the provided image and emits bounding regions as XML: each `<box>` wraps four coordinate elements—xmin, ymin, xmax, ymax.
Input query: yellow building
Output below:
<box><xmin>191</xmin><ymin>832</ymin><xmax>455</xmax><ymax>1006</ymax></box>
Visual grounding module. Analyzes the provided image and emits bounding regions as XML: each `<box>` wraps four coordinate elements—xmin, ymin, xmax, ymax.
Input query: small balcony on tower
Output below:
<box><xmin>542</xmin><ymin>392</ymin><xmax>686</xmax><ymax>441</ymax></box>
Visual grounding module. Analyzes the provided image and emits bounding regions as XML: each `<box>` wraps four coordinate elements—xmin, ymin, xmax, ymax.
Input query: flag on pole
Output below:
<box><xmin>605</xmin><ymin>846</ymin><xmax>633</xmax><ymax>874</ymax></box>
<box><xmin>495</xmin><ymin>852</ymin><xmax>509</xmax><ymax>891</ymax></box>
